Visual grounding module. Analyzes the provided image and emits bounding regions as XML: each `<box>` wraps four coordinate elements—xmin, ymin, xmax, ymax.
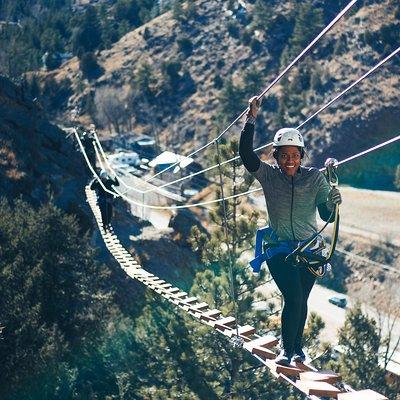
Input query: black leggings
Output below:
<box><xmin>99</xmin><ymin>200</ymin><xmax>113</xmax><ymax>226</ymax></box>
<box><xmin>267</xmin><ymin>253</ymin><xmax>316</xmax><ymax>355</ymax></box>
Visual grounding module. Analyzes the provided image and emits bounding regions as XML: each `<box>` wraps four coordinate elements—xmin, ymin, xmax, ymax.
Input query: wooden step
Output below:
<box><xmin>226</xmin><ymin>325</ymin><xmax>256</xmax><ymax>339</ymax></box>
<box><xmin>337</xmin><ymin>390</ymin><xmax>388</xmax><ymax>400</ymax></box>
<box><xmin>243</xmin><ymin>335</ymin><xmax>279</xmax><ymax>352</ymax></box>
<box><xmin>188</xmin><ymin>309</ymin><xmax>203</xmax><ymax>318</ymax></box>
<box><xmin>212</xmin><ymin>317</ymin><xmax>236</xmax><ymax>330</ymax></box>
<box><xmin>200</xmin><ymin>309</ymin><xmax>222</xmax><ymax>322</ymax></box>
<box><xmin>250</xmin><ymin>345</ymin><xmax>276</xmax><ymax>360</ymax></box>
<box><xmin>172</xmin><ymin>292</ymin><xmax>188</xmax><ymax>299</ymax></box>
<box><xmin>159</xmin><ymin>283</ymin><xmax>172</xmax><ymax>289</ymax></box>
<box><xmin>180</xmin><ymin>297</ymin><xmax>198</xmax><ymax>305</ymax></box>
<box><xmin>189</xmin><ymin>302</ymin><xmax>209</xmax><ymax>311</ymax></box>
<box><xmin>300</xmin><ymin>371</ymin><xmax>341</xmax><ymax>385</ymax></box>
<box><xmin>165</xmin><ymin>287</ymin><xmax>180</xmax><ymax>294</ymax></box>
<box><xmin>266</xmin><ymin>361</ymin><xmax>304</xmax><ymax>377</ymax></box>
<box><xmin>296</xmin><ymin>379</ymin><xmax>342</xmax><ymax>397</ymax></box>
<box><xmin>237</xmin><ymin>325</ymin><xmax>256</xmax><ymax>337</ymax></box>
<box><xmin>142</xmin><ymin>276</ymin><xmax>158</xmax><ymax>282</ymax></box>
<box><xmin>151</xmin><ymin>279</ymin><xmax>166</xmax><ymax>285</ymax></box>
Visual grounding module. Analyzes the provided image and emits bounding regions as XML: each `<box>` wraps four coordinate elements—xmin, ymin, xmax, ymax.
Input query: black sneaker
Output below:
<box><xmin>292</xmin><ymin>348</ymin><xmax>306</xmax><ymax>362</ymax></box>
<box><xmin>275</xmin><ymin>349</ymin><xmax>292</xmax><ymax>366</ymax></box>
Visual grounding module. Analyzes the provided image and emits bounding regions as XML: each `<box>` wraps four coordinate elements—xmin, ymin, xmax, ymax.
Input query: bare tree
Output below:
<box><xmin>94</xmin><ymin>87</ymin><xmax>128</xmax><ymax>134</ymax></box>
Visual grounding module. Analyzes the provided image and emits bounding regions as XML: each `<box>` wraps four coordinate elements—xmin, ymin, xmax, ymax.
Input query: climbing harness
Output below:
<box><xmin>250</xmin><ymin>158</ymin><xmax>340</xmax><ymax>278</ymax></box>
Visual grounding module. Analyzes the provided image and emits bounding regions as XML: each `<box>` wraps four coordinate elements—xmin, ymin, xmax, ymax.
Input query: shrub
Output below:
<box><xmin>227</xmin><ymin>20</ymin><xmax>240</xmax><ymax>38</ymax></box>
<box><xmin>79</xmin><ymin>52</ymin><xmax>103</xmax><ymax>80</ymax></box>
<box><xmin>394</xmin><ymin>164</ymin><xmax>400</xmax><ymax>191</ymax></box>
<box><xmin>250</xmin><ymin>38</ymin><xmax>262</xmax><ymax>53</ymax></box>
<box><xmin>213</xmin><ymin>75</ymin><xmax>223</xmax><ymax>89</ymax></box>
<box><xmin>177</xmin><ymin>36</ymin><xmax>193</xmax><ymax>57</ymax></box>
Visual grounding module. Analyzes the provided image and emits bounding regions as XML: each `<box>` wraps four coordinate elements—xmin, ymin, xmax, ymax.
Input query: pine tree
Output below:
<box><xmin>334</xmin><ymin>305</ymin><xmax>388</xmax><ymax>395</ymax></box>
<box><xmin>289</xmin><ymin>0</ymin><xmax>324</xmax><ymax>57</ymax></box>
<box><xmin>0</xmin><ymin>198</ymin><xmax>113</xmax><ymax>399</ymax></box>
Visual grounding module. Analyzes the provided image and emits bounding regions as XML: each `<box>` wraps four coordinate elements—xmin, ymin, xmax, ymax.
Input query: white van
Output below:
<box><xmin>109</xmin><ymin>151</ymin><xmax>140</xmax><ymax>167</ymax></box>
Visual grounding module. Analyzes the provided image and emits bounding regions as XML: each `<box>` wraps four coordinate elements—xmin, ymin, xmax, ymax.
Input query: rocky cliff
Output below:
<box><xmin>0</xmin><ymin>76</ymin><xmax>89</xmax><ymax>220</ymax></box>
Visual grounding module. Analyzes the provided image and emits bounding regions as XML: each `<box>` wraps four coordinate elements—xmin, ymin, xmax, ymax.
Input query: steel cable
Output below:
<box><xmin>215</xmin><ymin>140</ymin><xmax>240</xmax><ymax>338</ymax></box>
<box><xmin>139</xmin><ymin>0</ymin><xmax>358</xmax><ymax>185</ymax></box>
<box><xmin>99</xmin><ymin>46</ymin><xmax>400</xmax><ymax>196</ymax></box>
<box><xmin>77</xmin><ymin>128</ymin><xmax>400</xmax><ymax>209</ymax></box>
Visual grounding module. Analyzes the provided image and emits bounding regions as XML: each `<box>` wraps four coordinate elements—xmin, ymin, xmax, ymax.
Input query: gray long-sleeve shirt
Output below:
<box><xmin>239</xmin><ymin>122</ymin><xmax>331</xmax><ymax>241</ymax></box>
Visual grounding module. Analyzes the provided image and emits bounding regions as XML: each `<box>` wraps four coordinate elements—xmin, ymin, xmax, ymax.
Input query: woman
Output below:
<box><xmin>239</xmin><ymin>97</ymin><xmax>341</xmax><ymax>366</ymax></box>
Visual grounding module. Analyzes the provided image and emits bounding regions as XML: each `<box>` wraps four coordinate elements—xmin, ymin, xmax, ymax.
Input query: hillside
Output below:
<box><xmin>33</xmin><ymin>0</ymin><xmax>400</xmax><ymax>177</ymax></box>
<box><xmin>0</xmin><ymin>76</ymin><xmax>90</xmax><ymax>220</ymax></box>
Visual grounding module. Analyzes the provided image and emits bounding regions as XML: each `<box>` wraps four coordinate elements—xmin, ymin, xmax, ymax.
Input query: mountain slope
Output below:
<box><xmin>36</xmin><ymin>0</ymin><xmax>399</xmax><ymax>173</ymax></box>
<box><xmin>0</xmin><ymin>76</ymin><xmax>89</xmax><ymax>218</ymax></box>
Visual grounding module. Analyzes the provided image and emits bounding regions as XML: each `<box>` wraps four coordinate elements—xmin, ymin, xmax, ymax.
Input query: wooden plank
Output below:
<box><xmin>226</xmin><ymin>325</ymin><xmax>256</xmax><ymax>338</ymax></box>
<box><xmin>300</xmin><ymin>371</ymin><xmax>341</xmax><ymax>385</ymax></box>
<box><xmin>251</xmin><ymin>346</ymin><xmax>276</xmax><ymax>360</ymax></box>
<box><xmin>180</xmin><ymin>297</ymin><xmax>198</xmax><ymax>305</ymax></box>
<box><xmin>294</xmin><ymin>361</ymin><xmax>318</xmax><ymax>372</ymax></box>
<box><xmin>337</xmin><ymin>390</ymin><xmax>388</xmax><ymax>400</ymax></box>
<box><xmin>159</xmin><ymin>283</ymin><xmax>172</xmax><ymax>289</ymax></box>
<box><xmin>151</xmin><ymin>279</ymin><xmax>166</xmax><ymax>285</ymax></box>
<box><xmin>172</xmin><ymin>292</ymin><xmax>188</xmax><ymax>299</ymax></box>
<box><xmin>265</xmin><ymin>360</ymin><xmax>304</xmax><ymax>377</ymax></box>
<box><xmin>243</xmin><ymin>335</ymin><xmax>279</xmax><ymax>352</ymax></box>
<box><xmin>200</xmin><ymin>309</ymin><xmax>222</xmax><ymax>322</ymax></box>
<box><xmin>212</xmin><ymin>317</ymin><xmax>236</xmax><ymax>330</ymax></box>
<box><xmin>188</xmin><ymin>310</ymin><xmax>203</xmax><ymax>318</ymax></box>
<box><xmin>237</xmin><ymin>325</ymin><xmax>256</xmax><ymax>337</ymax></box>
<box><xmin>189</xmin><ymin>302</ymin><xmax>209</xmax><ymax>311</ymax></box>
<box><xmin>296</xmin><ymin>380</ymin><xmax>342</xmax><ymax>397</ymax></box>
<box><xmin>165</xmin><ymin>287</ymin><xmax>180</xmax><ymax>294</ymax></box>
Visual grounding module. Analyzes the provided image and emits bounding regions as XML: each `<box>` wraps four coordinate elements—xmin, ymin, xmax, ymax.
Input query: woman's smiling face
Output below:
<box><xmin>276</xmin><ymin>145</ymin><xmax>302</xmax><ymax>176</ymax></box>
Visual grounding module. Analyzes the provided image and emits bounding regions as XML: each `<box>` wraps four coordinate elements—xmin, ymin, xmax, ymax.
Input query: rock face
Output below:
<box><xmin>0</xmin><ymin>76</ymin><xmax>89</xmax><ymax>219</ymax></box>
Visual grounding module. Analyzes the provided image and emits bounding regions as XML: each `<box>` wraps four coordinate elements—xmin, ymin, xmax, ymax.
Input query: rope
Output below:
<box><xmin>105</xmin><ymin>46</ymin><xmax>400</xmax><ymax>196</ymax></box>
<box><xmin>215</xmin><ymin>140</ymin><xmax>240</xmax><ymax>338</ymax></box>
<box><xmin>110</xmin><ymin>133</ymin><xmax>400</xmax><ymax>209</ymax></box>
<box><xmin>140</xmin><ymin>0</ymin><xmax>358</xmax><ymax>184</ymax></box>
<box><xmin>86</xmin><ymin>186</ymin><xmax>357</xmax><ymax>400</ymax></box>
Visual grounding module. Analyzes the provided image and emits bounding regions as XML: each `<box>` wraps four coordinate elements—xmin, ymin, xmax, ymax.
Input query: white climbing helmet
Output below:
<box><xmin>273</xmin><ymin>128</ymin><xmax>304</xmax><ymax>148</ymax></box>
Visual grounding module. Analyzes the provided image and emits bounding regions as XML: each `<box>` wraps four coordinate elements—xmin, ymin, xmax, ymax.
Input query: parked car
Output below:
<box><xmin>328</xmin><ymin>296</ymin><xmax>347</xmax><ymax>308</ymax></box>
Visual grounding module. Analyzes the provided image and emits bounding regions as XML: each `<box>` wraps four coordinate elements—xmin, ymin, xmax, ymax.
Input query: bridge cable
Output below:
<box><xmin>77</xmin><ymin>126</ymin><xmax>400</xmax><ymax>211</ymax></box>
<box><xmin>215</xmin><ymin>139</ymin><xmax>240</xmax><ymax>339</ymax></box>
<box><xmin>140</xmin><ymin>0</ymin><xmax>359</xmax><ymax>185</ymax></box>
<box><xmin>97</xmin><ymin>46</ymin><xmax>400</xmax><ymax>196</ymax></box>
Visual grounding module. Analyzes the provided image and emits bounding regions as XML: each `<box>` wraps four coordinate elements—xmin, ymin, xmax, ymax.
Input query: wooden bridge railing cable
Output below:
<box><xmin>85</xmin><ymin>186</ymin><xmax>388</xmax><ymax>400</ymax></box>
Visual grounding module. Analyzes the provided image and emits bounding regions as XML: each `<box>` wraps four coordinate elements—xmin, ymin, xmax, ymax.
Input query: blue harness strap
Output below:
<box><xmin>250</xmin><ymin>226</ymin><xmax>289</xmax><ymax>273</ymax></box>
<box><xmin>250</xmin><ymin>226</ymin><xmax>326</xmax><ymax>274</ymax></box>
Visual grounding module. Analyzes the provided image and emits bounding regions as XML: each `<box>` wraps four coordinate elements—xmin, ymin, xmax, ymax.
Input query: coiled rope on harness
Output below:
<box><xmin>285</xmin><ymin>158</ymin><xmax>340</xmax><ymax>278</ymax></box>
